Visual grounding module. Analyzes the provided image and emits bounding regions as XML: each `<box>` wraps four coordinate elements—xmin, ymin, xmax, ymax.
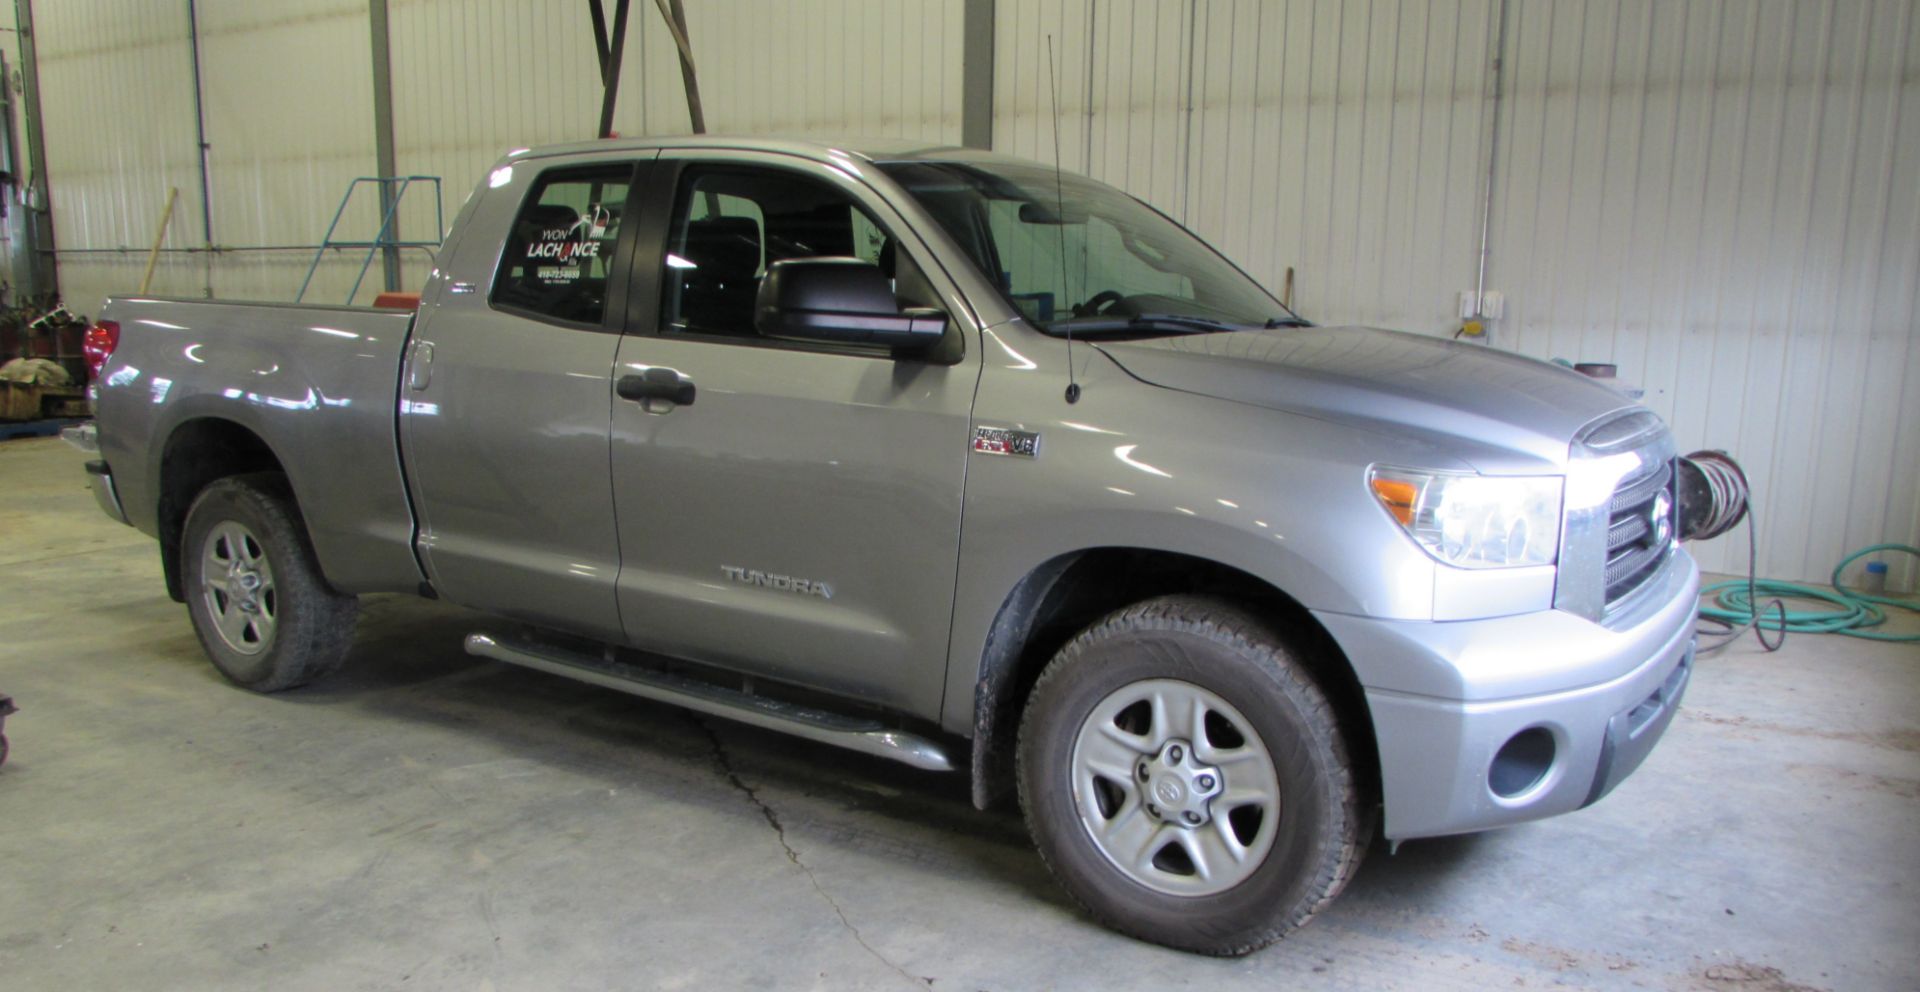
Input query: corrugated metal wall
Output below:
<box><xmin>32</xmin><ymin>0</ymin><xmax>966</xmax><ymax>312</ymax></box>
<box><xmin>993</xmin><ymin>0</ymin><xmax>1920</xmax><ymax>588</ymax></box>
<box><xmin>383</xmin><ymin>0</ymin><xmax>963</xmax><ymax>274</ymax></box>
<box><xmin>31</xmin><ymin>1</ymin><xmax>200</xmax><ymax>312</ymax></box>
<box><xmin>995</xmin><ymin>0</ymin><xmax>1500</xmax><ymax>334</ymax></box>
<box><xmin>18</xmin><ymin>0</ymin><xmax>1919</xmax><ymax>586</ymax></box>
<box><xmin>195</xmin><ymin>1</ymin><xmax>383</xmax><ymax>305</ymax></box>
<box><xmin>33</xmin><ymin>1</ymin><xmax>384</xmax><ymax>311</ymax></box>
<box><xmin>1490</xmin><ymin>0</ymin><xmax>1920</xmax><ymax>588</ymax></box>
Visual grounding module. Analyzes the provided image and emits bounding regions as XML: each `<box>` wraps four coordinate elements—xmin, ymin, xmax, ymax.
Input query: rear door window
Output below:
<box><xmin>492</xmin><ymin>164</ymin><xmax>633</xmax><ymax>325</ymax></box>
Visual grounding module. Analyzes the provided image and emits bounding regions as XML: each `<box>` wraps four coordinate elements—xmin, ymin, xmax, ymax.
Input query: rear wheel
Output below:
<box><xmin>1017</xmin><ymin>595</ymin><xmax>1363</xmax><ymax>955</ymax></box>
<box><xmin>182</xmin><ymin>474</ymin><xmax>358</xmax><ymax>692</ymax></box>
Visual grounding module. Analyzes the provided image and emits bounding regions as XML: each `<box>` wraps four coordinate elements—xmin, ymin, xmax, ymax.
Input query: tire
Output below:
<box><xmin>1016</xmin><ymin>595</ymin><xmax>1362</xmax><ymax>955</ymax></box>
<box><xmin>181</xmin><ymin>473</ymin><xmax>359</xmax><ymax>692</ymax></box>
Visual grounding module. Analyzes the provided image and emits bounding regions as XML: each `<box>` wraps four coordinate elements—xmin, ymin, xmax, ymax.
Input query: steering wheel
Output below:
<box><xmin>1072</xmin><ymin>289</ymin><xmax>1128</xmax><ymax>318</ymax></box>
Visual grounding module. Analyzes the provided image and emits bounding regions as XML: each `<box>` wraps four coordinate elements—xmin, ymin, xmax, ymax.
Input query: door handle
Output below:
<box><xmin>408</xmin><ymin>341</ymin><xmax>434</xmax><ymax>390</ymax></box>
<box><xmin>616</xmin><ymin>367</ymin><xmax>696</xmax><ymax>409</ymax></box>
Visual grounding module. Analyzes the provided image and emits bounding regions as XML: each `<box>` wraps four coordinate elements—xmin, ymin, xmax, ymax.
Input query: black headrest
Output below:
<box><xmin>773</xmin><ymin>203</ymin><xmax>856</xmax><ymax>257</ymax></box>
<box><xmin>518</xmin><ymin>204</ymin><xmax>581</xmax><ymax>234</ymax></box>
<box><xmin>680</xmin><ymin>217</ymin><xmax>761</xmax><ymax>275</ymax></box>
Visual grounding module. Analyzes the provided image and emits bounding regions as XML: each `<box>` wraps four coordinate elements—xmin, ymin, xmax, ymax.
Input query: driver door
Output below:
<box><xmin>606</xmin><ymin>152</ymin><xmax>980</xmax><ymax>717</ymax></box>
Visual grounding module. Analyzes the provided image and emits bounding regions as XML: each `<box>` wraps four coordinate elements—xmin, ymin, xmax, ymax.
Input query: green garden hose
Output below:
<box><xmin>1699</xmin><ymin>543</ymin><xmax>1920</xmax><ymax>643</ymax></box>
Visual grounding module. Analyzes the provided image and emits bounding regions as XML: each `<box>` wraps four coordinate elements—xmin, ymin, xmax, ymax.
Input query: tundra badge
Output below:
<box><xmin>721</xmin><ymin>565</ymin><xmax>833</xmax><ymax>599</ymax></box>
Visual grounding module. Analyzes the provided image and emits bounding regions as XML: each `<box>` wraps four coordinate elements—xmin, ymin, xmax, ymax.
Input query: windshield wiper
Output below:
<box><xmin>1043</xmin><ymin>313</ymin><xmax>1254</xmax><ymax>337</ymax></box>
<box><xmin>1265</xmin><ymin>316</ymin><xmax>1313</xmax><ymax>328</ymax></box>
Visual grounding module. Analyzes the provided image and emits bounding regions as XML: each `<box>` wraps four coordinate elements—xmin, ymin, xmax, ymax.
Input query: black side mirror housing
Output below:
<box><xmin>753</xmin><ymin>257</ymin><xmax>946</xmax><ymax>351</ymax></box>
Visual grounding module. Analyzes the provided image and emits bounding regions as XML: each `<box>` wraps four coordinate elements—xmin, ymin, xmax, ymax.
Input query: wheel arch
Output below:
<box><xmin>155</xmin><ymin>417</ymin><xmax>299</xmax><ymax>602</ymax></box>
<box><xmin>965</xmin><ymin>547</ymin><xmax>1379</xmax><ymax>814</ymax></box>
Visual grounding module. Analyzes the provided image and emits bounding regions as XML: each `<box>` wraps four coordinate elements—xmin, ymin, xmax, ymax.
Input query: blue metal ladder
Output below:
<box><xmin>296</xmin><ymin>175</ymin><xmax>445</xmax><ymax>304</ymax></box>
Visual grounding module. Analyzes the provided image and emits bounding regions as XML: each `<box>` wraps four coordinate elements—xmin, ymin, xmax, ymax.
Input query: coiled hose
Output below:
<box><xmin>1684</xmin><ymin>451</ymin><xmax>1919</xmax><ymax>648</ymax></box>
<box><xmin>1699</xmin><ymin>544</ymin><xmax>1920</xmax><ymax>644</ymax></box>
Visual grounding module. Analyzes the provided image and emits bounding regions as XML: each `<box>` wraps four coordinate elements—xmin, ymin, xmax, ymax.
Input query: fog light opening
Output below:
<box><xmin>1490</xmin><ymin>727</ymin><xmax>1556</xmax><ymax>799</ymax></box>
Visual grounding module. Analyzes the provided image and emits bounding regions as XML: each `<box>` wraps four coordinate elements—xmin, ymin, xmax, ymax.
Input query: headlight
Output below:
<box><xmin>1368</xmin><ymin>467</ymin><xmax>1563</xmax><ymax>569</ymax></box>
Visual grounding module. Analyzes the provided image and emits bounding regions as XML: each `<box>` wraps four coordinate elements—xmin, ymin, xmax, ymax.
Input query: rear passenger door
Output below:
<box><xmin>401</xmin><ymin>155</ymin><xmax>651</xmax><ymax>641</ymax></box>
<box><xmin>606</xmin><ymin>151</ymin><xmax>980</xmax><ymax>718</ymax></box>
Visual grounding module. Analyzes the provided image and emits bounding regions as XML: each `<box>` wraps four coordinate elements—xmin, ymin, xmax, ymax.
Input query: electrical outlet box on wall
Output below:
<box><xmin>1458</xmin><ymin>290</ymin><xmax>1506</xmax><ymax>320</ymax></box>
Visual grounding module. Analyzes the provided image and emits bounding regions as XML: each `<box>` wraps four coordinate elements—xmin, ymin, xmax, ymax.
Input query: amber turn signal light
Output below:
<box><xmin>1370</xmin><ymin>477</ymin><xmax>1418</xmax><ymax>526</ymax></box>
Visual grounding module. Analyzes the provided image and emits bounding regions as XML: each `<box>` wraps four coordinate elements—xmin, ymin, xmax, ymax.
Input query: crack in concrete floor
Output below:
<box><xmin>692</xmin><ymin>716</ymin><xmax>932</xmax><ymax>989</ymax></box>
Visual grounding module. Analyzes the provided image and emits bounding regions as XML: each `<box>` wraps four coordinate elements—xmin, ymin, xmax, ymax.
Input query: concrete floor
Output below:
<box><xmin>1</xmin><ymin>435</ymin><xmax>1915</xmax><ymax>992</ymax></box>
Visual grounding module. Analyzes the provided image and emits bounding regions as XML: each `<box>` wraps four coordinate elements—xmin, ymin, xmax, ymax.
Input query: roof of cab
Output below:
<box><xmin>503</xmin><ymin>134</ymin><xmax>1033</xmax><ymax>169</ymax></box>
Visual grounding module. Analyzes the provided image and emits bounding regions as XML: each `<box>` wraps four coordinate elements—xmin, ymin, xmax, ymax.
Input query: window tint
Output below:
<box><xmin>492</xmin><ymin>164</ymin><xmax>631</xmax><ymax>324</ymax></box>
<box><xmin>984</xmin><ymin>201</ymin><xmax>1190</xmax><ymax>323</ymax></box>
<box><xmin>662</xmin><ymin>167</ymin><xmax>928</xmax><ymax>338</ymax></box>
<box><xmin>879</xmin><ymin>160</ymin><xmax>1290</xmax><ymax>332</ymax></box>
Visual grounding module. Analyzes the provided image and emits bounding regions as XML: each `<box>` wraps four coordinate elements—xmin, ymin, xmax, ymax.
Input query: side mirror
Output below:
<box><xmin>754</xmin><ymin>257</ymin><xmax>946</xmax><ymax>351</ymax></box>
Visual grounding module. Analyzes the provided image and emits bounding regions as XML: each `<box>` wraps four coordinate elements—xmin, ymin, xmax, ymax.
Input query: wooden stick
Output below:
<box><xmin>139</xmin><ymin>188</ymin><xmax>180</xmax><ymax>294</ymax></box>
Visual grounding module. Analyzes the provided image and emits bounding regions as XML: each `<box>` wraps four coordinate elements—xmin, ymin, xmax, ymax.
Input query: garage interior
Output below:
<box><xmin>1</xmin><ymin>1</ymin><xmax>1917</xmax><ymax>990</ymax></box>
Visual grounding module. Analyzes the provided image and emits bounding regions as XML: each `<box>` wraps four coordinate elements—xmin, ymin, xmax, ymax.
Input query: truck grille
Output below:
<box><xmin>1603</xmin><ymin>457</ymin><xmax>1675</xmax><ymax>609</ymax></box>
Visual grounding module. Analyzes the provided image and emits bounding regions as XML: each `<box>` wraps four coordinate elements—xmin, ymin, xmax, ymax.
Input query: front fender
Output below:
<box><xmin>938</xmin><ymin>348</ymin><xmax>1452</xmax><ymax>735</ymax></box>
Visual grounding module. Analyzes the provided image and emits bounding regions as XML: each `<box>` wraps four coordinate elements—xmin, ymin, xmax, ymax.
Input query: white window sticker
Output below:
<box><xmin>524</xmin><ymin>204</ymin><xmax>613</xmax><ymax>267</ymax></box>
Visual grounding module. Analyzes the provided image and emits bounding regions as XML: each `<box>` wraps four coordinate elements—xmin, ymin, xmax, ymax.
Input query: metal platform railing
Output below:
<box><xmin>296</xmin><ymin>175</ymin><xmax>445</xmax><ymax>304</ymax></box>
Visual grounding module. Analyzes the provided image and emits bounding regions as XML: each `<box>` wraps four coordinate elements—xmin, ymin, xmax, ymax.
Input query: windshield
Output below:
<box><xmin>877</xmin><ymin>159</ymin><xmax>1298</xmax><ymax>335</ymax></box>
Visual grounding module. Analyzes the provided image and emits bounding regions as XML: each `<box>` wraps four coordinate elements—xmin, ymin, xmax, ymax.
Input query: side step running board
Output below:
<box><xmin>464</xmin><ymin>633</ymin><xmax>955</xmax><ymax>773</ymax></box>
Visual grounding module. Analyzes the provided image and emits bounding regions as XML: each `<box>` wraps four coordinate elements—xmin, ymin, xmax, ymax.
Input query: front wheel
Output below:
<box><xmin>182</xmin><ymin>474</ymin><xmax>358</xmax><ymax>692</ymax></box>
<box><xmin>1017</xmin><ymin>596</ymin><xmax>1363</xmax><ymax>955</ymax></box>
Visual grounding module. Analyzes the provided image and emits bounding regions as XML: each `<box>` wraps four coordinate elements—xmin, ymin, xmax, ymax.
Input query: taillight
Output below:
<box><xmin>83</xmin><ymin>320</ymin><xmax>120</xmax><ymax>380</ymax></box>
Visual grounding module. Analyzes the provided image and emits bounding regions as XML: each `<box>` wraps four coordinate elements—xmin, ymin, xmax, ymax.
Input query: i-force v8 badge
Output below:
<box><xmin>972</xmin><ymin>426</ymin><xmax>1041</xmax><ymax>458</ymax></box>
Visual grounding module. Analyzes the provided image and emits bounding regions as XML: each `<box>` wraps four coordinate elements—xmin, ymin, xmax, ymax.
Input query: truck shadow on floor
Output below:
<box><xmin>284</xmin><ymin>594</ymin><xmax>1061</xmax><ymax>904</ymax></box>
<box><xmin>279</xmin><ymin>593</ymin><xmax>1492</xmax><ymax>921</ymax></box>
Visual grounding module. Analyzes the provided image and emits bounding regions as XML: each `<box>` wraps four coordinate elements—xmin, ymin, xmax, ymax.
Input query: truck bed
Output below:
<box><xmin>93</xmin><ymin>297</ymin><xmax>425</xmax><ymax>595</ymax></box>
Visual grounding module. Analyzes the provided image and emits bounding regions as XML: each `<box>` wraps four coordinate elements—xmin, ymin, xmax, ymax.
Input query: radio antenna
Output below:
<box><xmin>1047</xmin><ymin>35</ymin><xmax>1080</xmax><ymax>404</ymax></box>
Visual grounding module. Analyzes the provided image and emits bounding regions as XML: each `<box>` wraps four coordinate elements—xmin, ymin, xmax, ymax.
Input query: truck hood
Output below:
<box><xmin>1093</xmin><ymin>325</ymin><xmax>1637</xmax><ymax>472</ymax></box>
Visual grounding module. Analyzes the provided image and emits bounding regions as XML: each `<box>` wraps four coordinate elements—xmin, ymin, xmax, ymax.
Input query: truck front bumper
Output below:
<box><xmin>1316</xmin><ymin>552</ymin><xmax>1698</xmax><ymax>842</ymax></box>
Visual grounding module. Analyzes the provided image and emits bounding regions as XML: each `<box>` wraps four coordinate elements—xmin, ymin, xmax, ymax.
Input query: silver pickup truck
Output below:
<box><xmin>76</xmin><ymin>137</ymin><xmax>1697</xmax><ymax>955</ymax></box>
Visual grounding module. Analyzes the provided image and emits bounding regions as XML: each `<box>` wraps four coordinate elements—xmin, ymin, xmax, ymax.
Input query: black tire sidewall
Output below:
<box><xmin>1019</xmin><ymin>602</ymin><xmax>1352</xmax><ymax>953</ymax></box>
<box><xmin>181</xmin><ymin>476</ymin><xmax>343</xmax><ymax>690</ymax></box>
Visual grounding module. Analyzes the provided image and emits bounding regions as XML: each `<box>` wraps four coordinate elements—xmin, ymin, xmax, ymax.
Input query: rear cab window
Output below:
<box><xmin>491</xmin><ymin>164</ymin><xmax>633</xmax><ymax>325</ymax></box>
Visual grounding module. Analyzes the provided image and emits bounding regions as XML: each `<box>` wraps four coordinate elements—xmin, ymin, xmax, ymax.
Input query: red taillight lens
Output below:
<box><xmin>83</xmin><ymin>320</ymin><xmax>120</xmax><ymax>380</ymax></box>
